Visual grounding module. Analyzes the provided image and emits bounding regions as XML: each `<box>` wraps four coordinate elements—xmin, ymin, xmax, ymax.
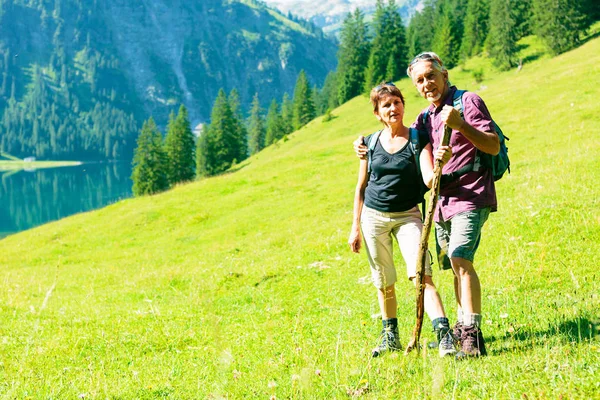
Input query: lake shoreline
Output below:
<box><xmin>0</xmin><ymin>160</ymin><xmax>83</xmax><ymax>171</ymax></box>
<box><xmin>0</xmin><ymin>161</ymin><xmax>133</xmax><ymax>237</ymax></box>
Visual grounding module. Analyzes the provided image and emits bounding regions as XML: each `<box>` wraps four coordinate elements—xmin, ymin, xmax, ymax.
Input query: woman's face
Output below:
<box><xmin>374</xmin><ymin>94</ymin><xmax>405</xmax><ymax>127</ymax></box>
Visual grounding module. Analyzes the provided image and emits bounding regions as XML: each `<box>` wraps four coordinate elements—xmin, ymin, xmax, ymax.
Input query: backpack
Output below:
<box><xmin>366</xmin><ymin>128</ymin><xmax>429</xmax><ymax>217</ymax></box>
<box><xmin>423</xmin><ymin>89</ymin><xmax>510</xmax><ymax>183</ymax></box>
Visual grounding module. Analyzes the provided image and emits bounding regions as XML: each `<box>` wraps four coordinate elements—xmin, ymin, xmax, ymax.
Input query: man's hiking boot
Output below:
<box><xmin>455</xmin><ymin>324</ymin><xmax>487</xmax><ymax>360</ymax></box>
<box><xmin>372</xmin><ymin>320</ymin><xmax>401</xmax><ymax>357</ymax></box>
<box><xmin>430</xmin><ymin>318</ymin><xmax>456</xmax><ymax>357</ymax></box>
<box><xmin>433</xmin><ymin>323</ymin><xmax>457</xmax><ymax>357</ymax></box>
<box><xmin>437</xmin><ymin>330</ymin><xmax>457</xmax><ymax>357</ymax></box>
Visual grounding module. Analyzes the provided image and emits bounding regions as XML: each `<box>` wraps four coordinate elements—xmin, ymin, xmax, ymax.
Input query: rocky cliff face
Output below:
<box><xmin>103</xmin><ymin>0</ymin><xmax>337</xmax><ymax>124</ymax></box>
<box><xmin>0</xmin><ymin>0</ymin><xmax>337</xmax><ymax>160</ymax></box>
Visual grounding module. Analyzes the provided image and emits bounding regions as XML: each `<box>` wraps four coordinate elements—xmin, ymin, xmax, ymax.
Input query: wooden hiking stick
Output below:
<box><xmin>405</xmin><ymin>125</ymin><xmax>452</xmax><ymax>354</ymax></box>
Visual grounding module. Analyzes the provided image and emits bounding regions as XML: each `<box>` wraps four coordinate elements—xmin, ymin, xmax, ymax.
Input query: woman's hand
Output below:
<box><xmin>348</xmin><ymin>226</ymin><xmax>362</xmax><ymax>253</ymax></box>
<box><xmin>434</xmin><ymin>145</ymin><xmax>453</xmax><ymax>167</ymax></box>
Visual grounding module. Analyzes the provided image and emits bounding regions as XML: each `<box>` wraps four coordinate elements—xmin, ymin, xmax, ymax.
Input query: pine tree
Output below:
<box><xmin>265</xmin><ymin>99</ymin><xmax>284</xmax><ymax>146</ymax></box>
<box><xmin>311</xmin><ymin>84</ymin><xmax>320</xmax><ymax>116</ymax></box>
<box><xmin>228</xmin><ymin>89</ymin><xmax>249</xmax><ymax>162</ymax></box>
<box><xmin>584</xmin><ymin>0</ymin><xmax>600</xmax><ymax>21</ymax></box>
<box><xmin>280</xmin><ymin>93</ymin><xmax>294</xmax><ymax>134</ymax></box>
<box><xmin>512</xmin><ymin>0</ymin><xmax>533</xmax><ymax>40</ymax></box>
<box><xmin>292</xmin><ymin>70</ymin><xmax>315</xmax><ymax>130</ymax></box>
<box><xmin>248</xmin><ymin>93</ymin><xmax>266</xmax><ymax>154</ymax></box>
<box><xmin>365</xmin><ymin>0</ymin><xmax>408</xmax><ymax>88</ymax></box>
<box><xmin>485</xmin><ymin>0</ymin><xmax>517</xmax><ymax>70</ymax></box>
<box><xmin>532</xmin><ymin>0</ymin><xmax>591</xmax><ymax>55</ymax></box>
<box><xmin>321</xmin><ymin>71</ymin><xmax>339</xmax><ymax>112</ymax></box>
<box><xmin>228</xmin><ymin>88</ymin><xmax>242</xmax><ymax>118</ymax></box>
<box><xmin>364</xmin><ymin>0</ymin><xmax>388</xmax><ymax>91</ymax></box>
<box><xmin>196</xmin><ymin>89</ymin><xmax>238</xmax><ymax>177</ymax></box>
<box><xmin>432</xmin><ymin>11</ymin><xmax>455</xmax><ymax>67</ymax></box>
<box><xmin>383</xmin><ymin>0</ymin><xmax>407</xmax><ymax>80</ymax></box>
<box><xmin>337</xmin><ymin>8</ymin><xmax>370</xmax><ymax>103</ymax></box>
<box><xmin>460</xmin><ymin>0</ymin><xmax>490</xmax><ymax>59</ymax></box>
<box><xmin>431</xmin><ymin>0</ymin><xmax>464</xmax><ymax>68</ymax></box>
<box><xmin>407</xmin><ymin>0</ymin><xmax>436</xmax><ymax>58</ymax></box>
<box><xmin>385</xmin><ymin>54</ymin><xmax>396</xmax><ymax>82</ymax></box>
<box><xmin>164</xmin><ymin>105</ymin><xmax>196</xmax><ymax>184</ymax></box>
<box><xmin>131</xmin><ymin>117</ymin><xmax>169</xmax><ymax>196</ymax></box>
<box><xmin>363</xmin><ymin>52</ymin><xmax>378</xmax><ymax>94</ymax></box>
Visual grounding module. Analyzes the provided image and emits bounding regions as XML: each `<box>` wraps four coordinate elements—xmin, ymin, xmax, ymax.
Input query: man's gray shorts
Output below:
<box><xmin>435</xmin><ymin>207</ymin><xmax>490</xmax><ymax>270</ymax></box>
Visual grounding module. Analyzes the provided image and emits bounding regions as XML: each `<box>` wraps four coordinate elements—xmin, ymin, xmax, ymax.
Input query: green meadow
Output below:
<box><xmin>1</xmin><ymin>36</ymin><xmax>599</xmax><ymax>398</ymax></box>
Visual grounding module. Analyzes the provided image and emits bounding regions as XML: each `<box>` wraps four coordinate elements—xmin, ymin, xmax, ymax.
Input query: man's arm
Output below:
<box><xmin>440</xmin><ymin>104</ymin><xmax>499</xmax><ymax>155</ymax></box>
<box><xmin>440</xmin><ymin>105</ymin><xmax>499</xmax><ymax>155</ymax></box>
<box><xmin>353</xmin><ymin>136</ymin><xmax>368</xmax><ymax>159</ymax></box>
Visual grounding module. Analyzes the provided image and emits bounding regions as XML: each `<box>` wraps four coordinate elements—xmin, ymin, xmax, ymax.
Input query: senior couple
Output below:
<box><xmin>349</xmin><ymin>52</ymin><xmax>500</xmax><ymax>359</ymax></box>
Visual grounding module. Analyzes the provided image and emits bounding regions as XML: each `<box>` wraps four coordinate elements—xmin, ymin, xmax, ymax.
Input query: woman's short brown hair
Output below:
<box><xmin>370</xmin><ymin>82</ymin><xmax>405</xmax><ymax>114</ymax></box>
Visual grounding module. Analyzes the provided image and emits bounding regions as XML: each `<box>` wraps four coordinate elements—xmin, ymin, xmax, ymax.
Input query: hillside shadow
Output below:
<box><xmin>515</xmin><ymin>42</ymin><xmax>543</xmax><ymax>65</ymax></box>
<box><xmin>488</xmin><ymin>316</ymin><xmax>599</xmax><ymax>356</ymax></box>
<box><xmin>581</xmin><ymin>30</ymin><xmax>600</xmax><ymax>45</ymax></box>
<box><xmin>223</xmin><ymin>162</ymin><xmax>250</xmax><ymax>175</ymax></box>
<box><xmin>522</xmin><ymin>53</ymin><xmax>543</xmax><ymax>64</ymax></box>
<box><xmin>515</xmin><ymin>43</ymin><xmax>528</xmax><ymax>53</ymax></box>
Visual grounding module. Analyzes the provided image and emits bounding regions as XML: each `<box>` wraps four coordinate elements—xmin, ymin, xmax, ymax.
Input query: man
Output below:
<box><xmin>354</xmin><ymin>52</ymin><xmax>499</xmax><ymax>358</ymax></box>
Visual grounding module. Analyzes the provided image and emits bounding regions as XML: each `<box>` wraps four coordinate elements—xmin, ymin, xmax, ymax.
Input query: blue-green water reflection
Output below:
<box><xmin>0</xmin><ymin>163</ymin><xmax>133</xmax><ymax>238</ymax></box>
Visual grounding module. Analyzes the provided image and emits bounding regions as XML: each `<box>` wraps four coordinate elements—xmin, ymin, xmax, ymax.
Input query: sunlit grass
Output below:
<box><xmin>0</xmin><ymin>37</ymin><xmax>599</xmax><ymax>398</ymax></box>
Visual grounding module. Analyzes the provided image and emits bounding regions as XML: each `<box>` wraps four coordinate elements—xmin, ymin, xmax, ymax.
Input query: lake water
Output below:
<box><xmin>0</xmin><ymin>163</ymin><xmax>133</xmax><ymax>238</ymax></box>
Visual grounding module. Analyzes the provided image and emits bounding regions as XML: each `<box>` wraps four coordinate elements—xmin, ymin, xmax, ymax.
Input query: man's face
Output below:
<box><xmin>410</xmin><ymin>60</ymin><xmax>449</xmax><ymax>106</ymax></box>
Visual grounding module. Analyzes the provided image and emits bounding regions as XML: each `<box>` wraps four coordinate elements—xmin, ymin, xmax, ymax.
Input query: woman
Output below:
<box><xmin>348</xmin><ymin>82</ymin><xmax>455</xmax><ymax>357</ymax></box>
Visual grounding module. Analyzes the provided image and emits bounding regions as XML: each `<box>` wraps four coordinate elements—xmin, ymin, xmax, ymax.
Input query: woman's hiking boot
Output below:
<box><xmin>433</xmin><ymin>317</ymin><xmax>457</xmax><ymax>357</ymax></box>
<box><xmin>372</xmin><ymin>318</ymin><xmax>401</xmax><ymax>357</ymax></box>
<box><xmin>455</xmin><ymin>324</ymin><xmax>487</xmax><ymax>359</ymax></box>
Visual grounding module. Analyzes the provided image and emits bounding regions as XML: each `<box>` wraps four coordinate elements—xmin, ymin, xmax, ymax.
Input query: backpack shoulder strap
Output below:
<box><xmin>367</xmin><ymin>130</ymin><xmax>382</xmax><ymax>175</ymax></box>
<box><xmin>409</xmin><ymin>127</ymin><xmax>420</xmax><ymax>162</ymax></box>
<box><xmin>452</xmin><ymin>89</ymin><xmax>466</xmax><ymax>117</ymax></box>
<box><xmin>422</xmin><ymin>109</ymin><xmax>430</xmax><ymax>126</ymax></box>
<box><xmin>452</xmin><ymin>89</ymin><xmax>483</xmax><ymax>172</ymax></box>
<box><xmin>409</xmin><ymin>127</ymin><xmax>426</xmax><ymax>222</ymax></box>
<box><xmin>368</xmin><ymin>130</ymin><xmax>381</xmax><ymax>151</ymax></box>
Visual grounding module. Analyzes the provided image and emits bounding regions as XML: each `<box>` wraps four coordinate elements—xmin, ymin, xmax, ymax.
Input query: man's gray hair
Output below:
<box><xmin>406</xmin><ymin>51</ymin><xmax>447</xmax><ymax>79</ymax></box>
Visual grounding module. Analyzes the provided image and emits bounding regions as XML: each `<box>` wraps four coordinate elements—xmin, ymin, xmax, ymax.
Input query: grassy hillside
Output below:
<box><xmin>0</xmin><ymin>38</ymin><xmax>599</xmax><ymax>398</ymax></box>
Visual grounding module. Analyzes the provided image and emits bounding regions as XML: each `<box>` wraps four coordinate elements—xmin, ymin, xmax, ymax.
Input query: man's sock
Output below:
<box><xmin>431</xmin><ymin>317</ymin><xmax>450</xmax><ymax>332</ymax></box>
<box><xmin>382</xmin><ymin>318</ymin><xmax>398</xmax><ymax>330</ymax></box>
<box><xmin>463</xmin><ymin>313</ymin><xmax>482</xmax><ymax>328</ymax></box>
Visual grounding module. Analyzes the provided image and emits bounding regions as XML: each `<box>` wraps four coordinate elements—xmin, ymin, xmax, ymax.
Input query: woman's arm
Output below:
<box><xmin>348</xmin><ymin>159</ymin><xmax>368</xmax><ymax>253</ymax></box>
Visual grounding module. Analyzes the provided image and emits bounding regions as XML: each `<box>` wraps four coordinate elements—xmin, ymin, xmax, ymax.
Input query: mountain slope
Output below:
<box><xmin>0</xmin><ymin>37</ymin><xmax>598</xmax><ymax>397</ymax></box>
<box><xmin>262</xmin><ymin>0</ymin><xmax>422</xmax><ymax>35</ymax></box>
<box><xmin>0</xmin><ymin>0</ymin><xmax>336</xmax><ymax>160</ymax></box>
